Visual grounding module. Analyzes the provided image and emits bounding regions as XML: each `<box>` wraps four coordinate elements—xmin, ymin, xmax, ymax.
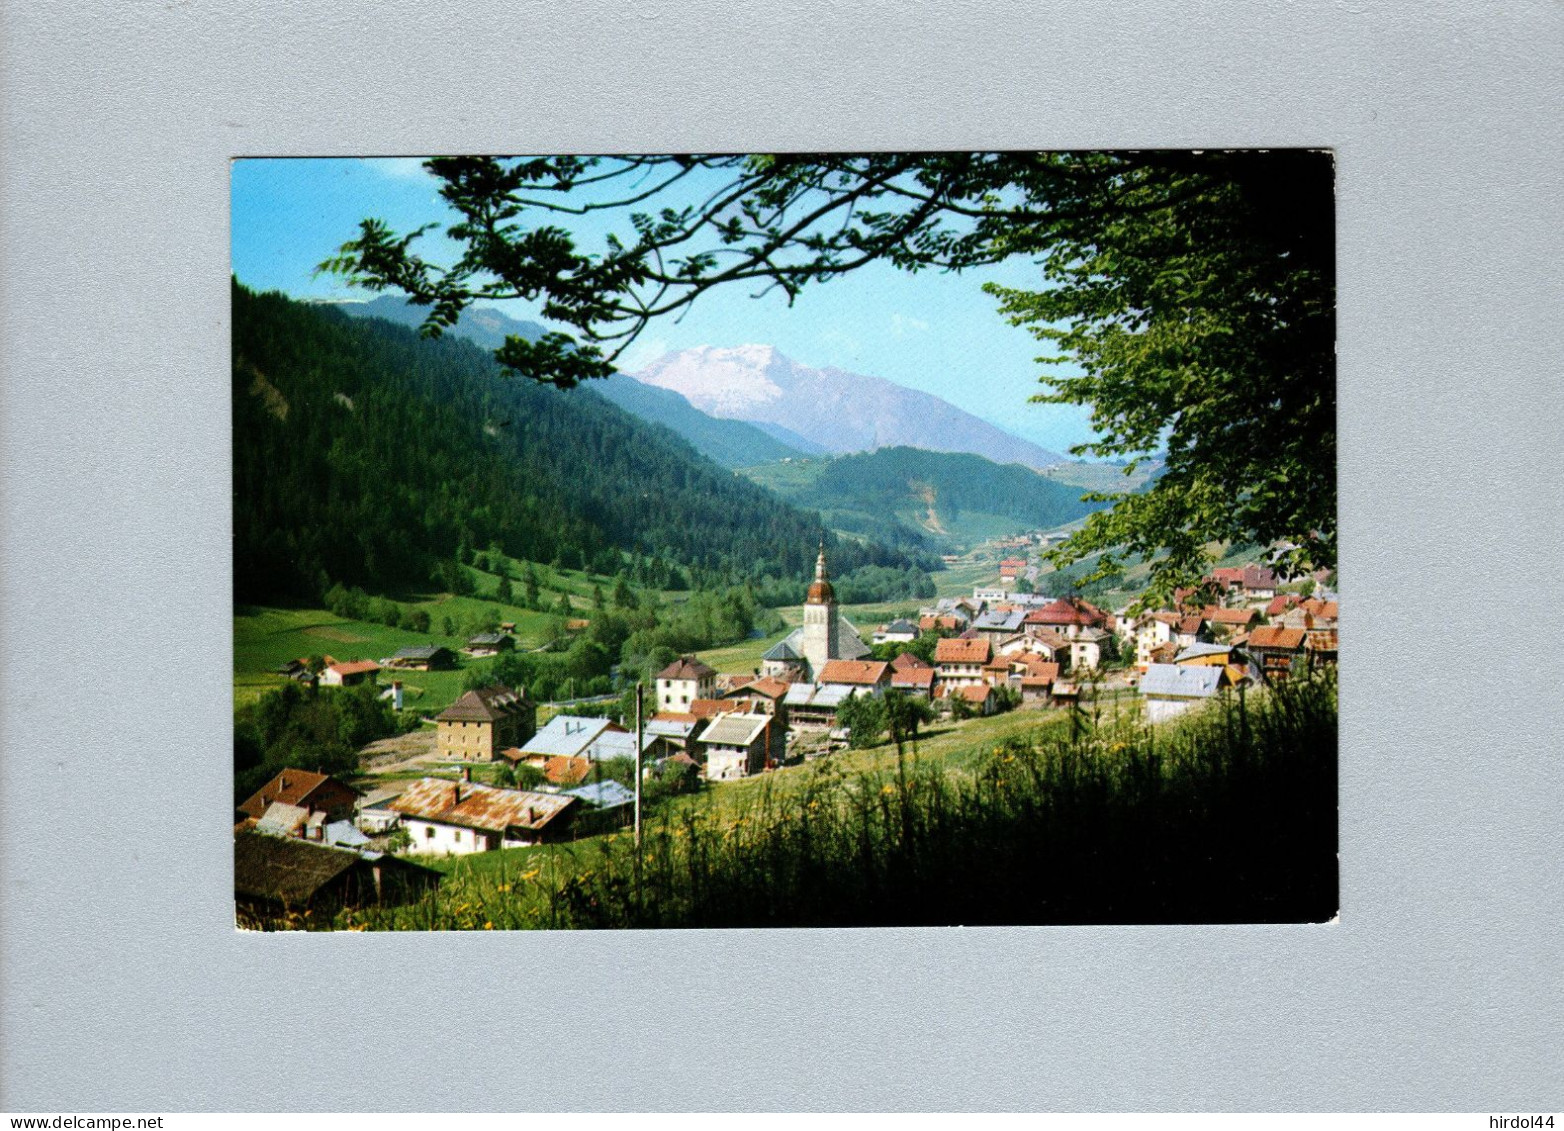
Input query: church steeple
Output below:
<box><xmin>805</xmin><ymin>539</ymin><xmax>835</xmax><ymax>605</ymax></box>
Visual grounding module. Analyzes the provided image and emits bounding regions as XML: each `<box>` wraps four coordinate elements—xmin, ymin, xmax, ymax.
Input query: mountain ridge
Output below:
<box><xmin>634</xmin><ymin>344</ymin><xmax>1066</xmax><ymax>469</ymax></box>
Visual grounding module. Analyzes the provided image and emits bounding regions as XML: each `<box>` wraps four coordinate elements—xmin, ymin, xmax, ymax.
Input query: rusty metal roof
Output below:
<box><xmin>389</xmin><ymin>777</ymin><xmax>576</xmax><ymax>833</ymax></box>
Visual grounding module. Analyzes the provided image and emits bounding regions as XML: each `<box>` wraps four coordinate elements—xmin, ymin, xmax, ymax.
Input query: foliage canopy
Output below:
<box><xmin>322</xmin><ymin>152</ymin><xmax>1335</xmax><ymax>599</ymax></box>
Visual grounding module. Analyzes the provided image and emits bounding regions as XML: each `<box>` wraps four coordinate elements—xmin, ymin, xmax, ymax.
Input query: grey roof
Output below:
<box><xmin>325</xmin><ymin>820</ymin><xmax>370</xmax><ymax>849</ymax></box>
<box><xmin>586</xmin><ymin>728</ymin><xmax>639</xmax><ymax>763</ymax></box>
<box><xmin>834</xmin><ymin>618</ymin><xmax>871</xmax><ymax>659</ymax></box>
<box><xmin>783</xmin><ymin>683</ymin><xmax>817</xmax><ymax>707</ymax></box>
<box><xmin>881</xmin><ymin>619</ymin><xmax>919</xmax><ymax>635</ymax></box>
<box><xmin>698</xmin><ymin>713</ymin><xmax>772</xmax><ymax>748</ymax></box>
<box><xmin>393</xmin><ymin>645</ymin><xmax>447</xmax><ymax>660</ymax></box>
<box><xmin>974</xmin><ymin>609</ymin><xmax>1027</xmax><ymax>632</ymax></box>
<box><xmin>1174</xmin><ymin>643</ymin><xmax>1234</xmax><ymax>662</ymax></box>
<box><xmin>255</xmin><ymin>801</ymin><xmax>311</xmax><ymax>837</ymax></box>
<box><xmin>762</xmin><ymin>634</ymin><xmax>803</xmax><ymax>661</ymax></box>
<box><xmin>1139</xmin><ymin>663</ymin><xmax>1223</xmax><ymax>699</ymax></box>
<box><xmin>646</xmin><ymin>717</ymin><xmax>699</xmax><ymax>739</ymax></box>
<box><xmin>518</xmin><ymin>715</ymin><xmax>616</xmax><ymax>760</ymax></box>
<box><xmin>562</xmin><ymin>780</ymin><xmax>636</xmax><ymax>809</ymax></box>
<box><xmin>467</xmin><ymin>632</ymin><xmax>508</xmax><ymax>646</ymax></box>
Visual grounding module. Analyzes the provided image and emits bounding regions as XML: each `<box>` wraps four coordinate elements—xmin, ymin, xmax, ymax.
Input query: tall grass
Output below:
<box><xmin>324</xmin><ymin>670</ymin><xmax>1336</xmax><ymax>930</ymax></box>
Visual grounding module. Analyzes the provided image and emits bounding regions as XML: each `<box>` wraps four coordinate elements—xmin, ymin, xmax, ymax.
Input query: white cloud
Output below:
<box><xmin>889</xmin><ymin>312</ymin><xmax>929</xmax><ymax>338</ymax></box>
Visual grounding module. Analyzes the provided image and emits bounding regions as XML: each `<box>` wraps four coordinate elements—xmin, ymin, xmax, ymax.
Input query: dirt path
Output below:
<box><xmin>359</xmin><ymin>728</ymin><xmax>440</xmax><ymax>774</ymax></box>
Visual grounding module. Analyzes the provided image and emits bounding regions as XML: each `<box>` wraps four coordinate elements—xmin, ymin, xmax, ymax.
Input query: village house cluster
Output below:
<box><xmin>235</xmin><ymin>541</ymin><xmax>1337</xmax><ymax>920</ymax></box>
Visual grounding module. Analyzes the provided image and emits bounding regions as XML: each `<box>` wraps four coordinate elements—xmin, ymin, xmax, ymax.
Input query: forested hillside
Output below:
<box><xmin>743</xmin><ymin>446</ymin><xmax>1106</xmax><ymax>549</ymax></box>
<box><xmin>233</xmin><ymin>282</ymin><xmax>931</xmax><ymax>604</ymax></box>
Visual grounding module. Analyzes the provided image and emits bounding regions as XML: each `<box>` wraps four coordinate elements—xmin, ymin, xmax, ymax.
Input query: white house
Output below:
<box><xmin>389</xmin><ymin>775</ymin><xmax>577</xmax><ymax>856</ymax></box>
<box><xmin>654</xmin><ymin>655</ymin><xmax>717</xmax><ymax>713</ymax></box>
<box><xmin>697</xmin><ymin>713</ymin><xmax>773</xmax><ymax>781</ymax></box>
<box><xmin>1138</xmin><ymin>663</ymin><xmax>1224</xmax><ymax>724</ymax></box>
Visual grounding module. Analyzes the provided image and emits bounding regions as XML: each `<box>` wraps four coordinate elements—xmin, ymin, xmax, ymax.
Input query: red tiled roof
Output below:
<box><xmin>935</xmin><ymin>637</ymin><xmax>991</xmax><ymax>665</ymax></box>
<box><xmin>740</xmin><ymin>676</ymin><xmax>791</xmax><ymax>700</ymax></box>
<box><xmin>1265</xmin><ymin>594</ymin><xmax>1300</xmax><ymax>617</ymax></box>
<box><xmin>891</xmin><ymin>667</ymin><xmax>936</xmax><ymax>690</ymax></box>
<box><xmin>818</xmin><ymin>660</ymin><xmax>890</xmax><ymax>686</ymax></box>
<box><xmin>1026</xmin><ymin>597</ymin><xmax>1108</xmax><ymax>628</ymax></box>
<box><xmin>1204</xmin><ymin>606</ymin><xmax>1257</xmax><ymax>626</ymax></box>
<box><xmin>689</xmin><ymin>698</ymin><xmax>745</xmax><ymax>719</ymax></box>
<box><xmin>1248</xmin><ymin>626</ymin><xmax>1306</xmax><ymax>650</ymax></box>
<box><xmin>890</xmin><ymin>652</ymin><xmax>933</xmax><ymax>672</ymax></box>
<box><xmin>1177</xmin><ymin>614</ymin><xmax>1205</xmax><ymax>635</ymax></box>
<box><xmin>327</xmin><ymin>659</ymin><xmax>381</xmax><ymax>676</ymax></box>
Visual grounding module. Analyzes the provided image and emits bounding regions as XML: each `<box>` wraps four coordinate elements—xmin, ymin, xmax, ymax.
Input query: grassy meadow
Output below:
<box><xmin>288</xmin><ymin>670</ymin><xmax>1337</xmax><ymax>932</ymax></box>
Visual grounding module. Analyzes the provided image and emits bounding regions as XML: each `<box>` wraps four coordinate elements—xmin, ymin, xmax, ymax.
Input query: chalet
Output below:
<box><xmin>1246</xmin><ymin>625</ymin><xmax>1307</xmax><ymax>681</ymax></box>
<box><xmin>759</xmin><ymin>636</ymin><xmax>809</xmax><ymax>681</ymax></box>
<box><xmin>560</xmin><ymin>780</ymin><xmax>636</xmax><ymax>835</ymax></box>
<box><xmin>1173</xmin><ymin>642</ymin><xmax>1256</xmax><ymax>689</ymax></box>
<box><xmin>388</xmin><ymin>645</ymin><xmax>456</xmax><ymax>671</ymax></box>
<box><xmin>937</xmin><ymin>682</ymin><xmax>998</xmax><ymax>717</ymax></box>
<box><xmin>889</xmin><ymin>654</ymin><xmax>937</xmax><ymax>697</ymax></box>
<box><xmin>238</xmin><ymin>769</ymin><xmax>359</xmax><ymax>823</ymax></box>
<box><xmin>872</xmin><ymin>619</ymin><xmax>920</xmax><ymax>645</ymax></box>
<box><xmin>655</xmin><ymin>655</ymin><xmax>717</xmax><ymax>712</ymax></box>
<box><xmin>252</xmin><ymin>801</ymin><xmax>371</xmax><ymax>853</ymax></box>
<box><xmin>1265</xmin><ymin>593</ymin><xmax>1302</xmax><ymax>619</ymax></box>
<box><xmin>1069</xmin><ymin>627</ymin><xmax>1111</xmax><ymax>672</ymax></box>
<box><xmin>722</xmin><ymin>675</ymin><xmax>791</xmax><ymax>716</ymax></box>
<box><xmin>934</xmin><ymin>636</ymin><xmax>992</xmax><ymax>689</ymax></box>
<box><xmin>1305</xmin><ymin>629</ymin><xmax>1338</xmax><ymax>667</ymax></box>
<box><xmin>355</xmin><ymin>797</ymin><xmax>401</xmax><ymax>835</ymax></box>
<box><xmin>1001</xmin><ymin>629</ymin><xmax>1070</xmax><ymax>667</ymax></box>
<box><xmin>464</xmin><ymin>632</ymin><xmax>514</xmax><ymax>657</ymax></box>
<box><xmin>1300</xmin><ymin>598</ymin><xmax>1339</xmax><ymax>627</ymax></box>
<box><xmin>1203</xmin><ymin>606</ymin><xmax>1258</xmax><ymax>634</ymax></box>
<box><xmin>783</xmin><ymin>682</ymin><xmax>854</xmax><ymax>728</ymax></box>
<box><xmin>998</xmin><ymin>557</ymin><xmax>1028</xmax><ymax>581</ymax></box>
<box><xmin>515</xmin><ymin>715</ymin><xmax>634</xmax><ymax>763</ymax></box>
<box><xmin>1175</xmin><ymin>614</ymin><xmax>1207</xmax><ymax>649</ymax></box>
<box><xmin>320</xmin><ymin>659</ymin><xmax>380</xmax><ymax>687</ymax></box>
<box><xmin>972</xmin><ymin>608</ymin><xmax>1027</xmax><ymax>643</ymax></box>
<box><xmin>696</xmin><ymin>713</ymin><xmax>774</xmax><ymax>780</ymax></box>
<box><xmin>1140</xmin><ymin>663</ymin><xmax>1224</xmax><ymax>723</ymax></box>
<box><xmin>435</xmin><ymin>685</ymin><xmax>536</xmax><ymax>762</ymax></box>
<box><xmin>1026</xmin><ymin>597</ymin><xmax>1110</xmax><ymax>639</ymax></box>
<box><xmin>234</xmin><ymin>830</ymin><xmax>439</xmax><ymax>918</ymax></box>
<box><xmin>1013</xmin><ymin>657</ymin><xmax>1061</xmax><ymax>703</ymax></box>
<box><xmin>1135</xmin><ymin>612</ymin><xmax>1182</xmax><ymax>671</ymax></box>
<box><xmin>390</xmin><ymin>775</ymin><xmax>578</xmax><ymax>855</ymax></box>
<box><xmin>817</xmin><ymin>659</ymin><xmax>892</xmax><ymax>696</ymax></box>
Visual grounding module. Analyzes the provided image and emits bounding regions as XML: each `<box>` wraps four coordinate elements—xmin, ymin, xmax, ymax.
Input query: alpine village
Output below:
<box><xmin>231</xmin><ymin>280</ymin><xmax>1337</xmax><ymax>931</ymax></box>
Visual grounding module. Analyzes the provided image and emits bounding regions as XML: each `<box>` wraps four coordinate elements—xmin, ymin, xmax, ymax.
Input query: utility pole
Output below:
<box><xmin>633</xmin><ymin>681</ymin><xmax>644</xmax><ymax>847</ymax></box>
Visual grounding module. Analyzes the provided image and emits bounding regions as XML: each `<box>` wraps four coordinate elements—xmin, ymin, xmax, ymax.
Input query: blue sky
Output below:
<box><xmin>231</xmin><ymin>157</ymin><xmax>1099</xmax><ymax>455</ymax></box>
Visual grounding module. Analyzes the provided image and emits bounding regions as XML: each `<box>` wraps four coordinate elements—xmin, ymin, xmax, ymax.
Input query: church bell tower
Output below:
<box><xmin>800</xmin><ymin>541</ymin><xmax>837</xmax><ymax>681</ymax></box>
